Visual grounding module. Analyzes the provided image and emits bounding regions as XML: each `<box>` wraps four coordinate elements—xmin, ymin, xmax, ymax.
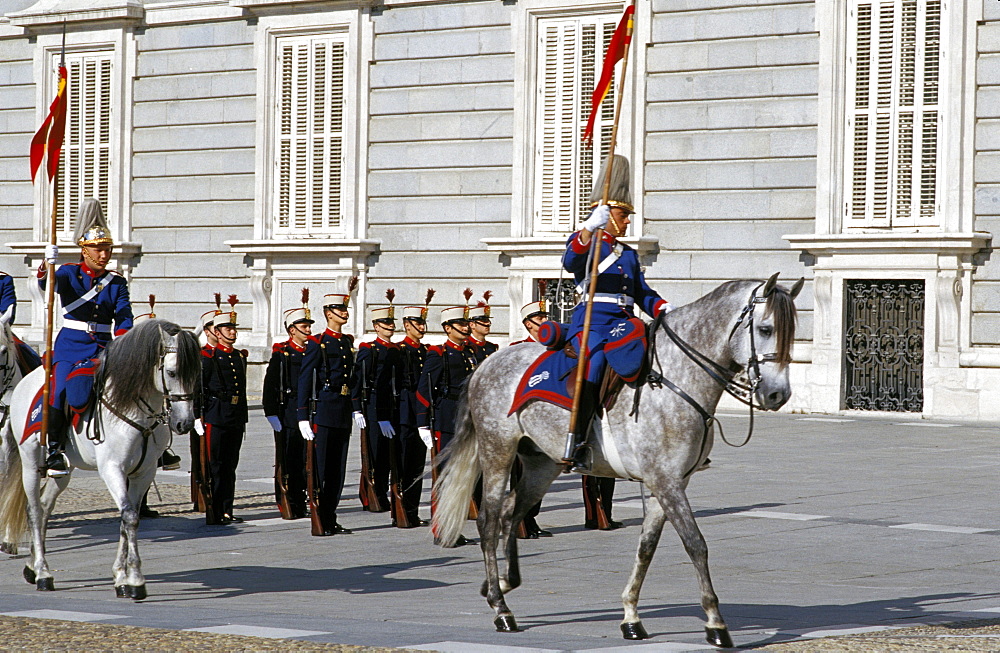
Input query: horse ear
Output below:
<box><xmin>789</xmin><ymin>277</ymin><xmax>805</xmax><ymax>300</ymax></box>
<box><xmin>762</xmin><ymin>272</ymin><xmax>779</xmax><ymax>297</ymax></box>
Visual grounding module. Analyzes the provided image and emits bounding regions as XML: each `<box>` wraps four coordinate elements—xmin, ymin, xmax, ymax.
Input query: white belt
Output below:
<box><xmin>62</xmin><ymin>319</ymin><xmax>112</xmax><ymax>334</ymax></box>
<box><xmin>583</xmin><ymin>293</ymin><xmax>634</xmax><ymax>308</ymax></box>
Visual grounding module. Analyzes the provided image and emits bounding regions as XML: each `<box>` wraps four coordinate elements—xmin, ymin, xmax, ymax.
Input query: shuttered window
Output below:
<box><xmin>533</xmin><ymin>14</ymin><xmax>626</xmax><ymax>235</ymax></box>
<box><xmin>846</xmin><ymin>0</ymin><xmax>941</xmax><ymax>228</ymax></box>
<box><xmin>273</xmin><ymin>33</ymin><xmax>346</xmax><ymax>236</ymax></box>
<box><xmin>54</xmin><ymin>51</ymin><xmax>112</xmax><ymax>239</ymax></box>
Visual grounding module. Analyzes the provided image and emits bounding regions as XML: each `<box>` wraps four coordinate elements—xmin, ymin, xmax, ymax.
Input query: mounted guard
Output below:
<box><xmin>38</xmin><ymin>199</ymin><xmax>133</xmax><ymax>476</ymax></box>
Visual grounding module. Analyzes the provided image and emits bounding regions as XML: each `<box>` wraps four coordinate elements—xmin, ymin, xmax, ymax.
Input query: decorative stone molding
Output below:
<box><xmin>785</xmin><ymin>231</ymin><xmax>992</xmax><ymax>417</ymax></box>
<box><xmin>8</xmin><ymin>0</ymin><xmax>145</xmax><ymax>27</ymax></box>
<box><xmin>226</xmin><ymin>238</ymin><xmax>380</xmax><ymax>349</ymax></box>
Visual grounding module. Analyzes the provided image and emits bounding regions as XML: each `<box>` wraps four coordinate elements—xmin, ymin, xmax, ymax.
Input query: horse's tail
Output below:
<box><xmin>0</xmin><ymin>419</ymin><xmax>27</xmax><ymax>549</ymax></box>
<box><xmin>432</xmin><ymin>384</ymin><xmax>480</xmax><ymax>548</ymax></box>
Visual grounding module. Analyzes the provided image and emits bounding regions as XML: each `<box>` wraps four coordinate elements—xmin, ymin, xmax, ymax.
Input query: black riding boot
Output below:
<box><xmin>564</xmin><ymin>383</ymin><xmax>600</xmax><ymax>473</ymax></box>
<box><xmin>45</xmin><ymin>410</ymin><xmax>69</xmax><ymax>477</ymax></box>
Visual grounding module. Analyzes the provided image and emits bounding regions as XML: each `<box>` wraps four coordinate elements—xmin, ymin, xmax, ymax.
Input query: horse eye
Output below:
<box><xmin>166</xmin><ymin>370</ymin><xmax>177</xmax><ymax>378</ymax></box>
<box><xmin>758</xmin><ymin>326</ymin><xmax>773</xmax><ymax>338</ymax></box>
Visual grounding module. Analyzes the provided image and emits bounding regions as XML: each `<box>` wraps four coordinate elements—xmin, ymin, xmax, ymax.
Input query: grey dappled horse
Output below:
<box><xmin>433</xmin><ymin>275</ymin><xmax>801</xmax><ymax>647</ymax></box>
<box><xmin>0</xmin><ymin>319</ymin><xmax>199</xmax><ymax>599</ymax></box>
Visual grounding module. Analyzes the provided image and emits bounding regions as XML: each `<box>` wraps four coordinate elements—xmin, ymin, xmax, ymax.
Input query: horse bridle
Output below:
<box><xmin>633</xmin><ymin>283</ymin><xmax>778</xmax><ymax>477</ymax></box>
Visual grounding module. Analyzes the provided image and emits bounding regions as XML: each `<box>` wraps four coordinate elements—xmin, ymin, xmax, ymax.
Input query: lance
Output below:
<box><xmin>564</xmin><ymin>0</ymin><xmax>636</xmax><ymax>466</ymax></box>
<box><xmin>37</xmin><ymin>24</ymin><xmax>68</xmax><ymax>467</ymax></box>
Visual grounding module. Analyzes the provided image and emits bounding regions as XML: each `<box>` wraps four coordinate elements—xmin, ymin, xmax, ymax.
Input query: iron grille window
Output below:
<box><xmin>842</xmin><ymin>279</ymin><xmax>924</xmax><ymax>411</ymax></box>
<box><xmin>538</xmin><ymin>278</ymin><xmax>577</xmax><ymax>324</ymax></box>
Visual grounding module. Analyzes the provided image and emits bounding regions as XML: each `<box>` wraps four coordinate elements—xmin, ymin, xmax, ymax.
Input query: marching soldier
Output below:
<box><xmin>201</xmin><ymin>296</ymin><xmax>248</xmax><ymax>525</ymax></box>
<box><xmin>38</xmin><ymin>199</ymin><xmax>133</xmax><ymax>476</ymax></box>
<box><xmin>262</xmin><ymin>291</ymin><xmax>314</xmax><ymax>520</ymax></box>
<box><xmin>417</xmin><ymin>301</ymin><xmax>478</xmax><ymax>545</ymax></box>
<box><xmin>296</xmin><ymin>281</ymin><xmax>358</xmax><ymax>536</ymax></box>
<box><xmin>561</xmin><ymin>155</ymin><xmax>671</xmax><ymax>471</ymax></box>
<box><xmin>397</xmin><ymin>290</ymin><xmax>435</xmax><ymax>527</ymax></box>
<box><xmin>509</xmin><ymin>300</ymin><xmax>552</xmax><ymax>539</ymax></box>
<box><xmin>466</xmin><ymin>291</ymin><xmax>498</xmax><ymax>363</ymax></box>
<box><xmin>352</xmin><ymin>289</ymin><xmax>402</xmax><ymax>516</ymax></box>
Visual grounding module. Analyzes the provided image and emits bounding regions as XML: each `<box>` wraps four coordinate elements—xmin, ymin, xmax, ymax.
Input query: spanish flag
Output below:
<box><xmin>30</xmin><ymin>64</ymin><xmax>68</xmax><ymax>183</ymax></box>
<box><xmin>582</xmin><ymin>4</ymin><xmax>634</xmax><ymax>145</ymax></box>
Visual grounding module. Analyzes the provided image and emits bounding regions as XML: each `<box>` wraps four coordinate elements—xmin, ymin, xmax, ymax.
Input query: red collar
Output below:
<box><xmin>324</xmin><ymin>328</ymin><xmax>342</xmax><ymax>339</ymax></box>
<box><xmin>467</xmin><ymin>336</ymin><xmax>484</xmax><ymax>346</ymax></box>
<box><xmin>287</xmin><ymin>338</ymin><xmax>306</xmax><ymax>352</ymax></box>
<box><xmin>403</xmin><ymin>336</ymin><xmax>421</xmax><ymax>348</ymax></box>
<box><xmin>445</xmin><ymin>339</ymin><xmax>464</xmax><ymax>351</ymax></box>
<box><xmin>375</xmin><ymin>336</ymin><xmax>392</xmax><ymax>346</ymax></box>
<box><xmin>523</xmin><ymin>336</ymin><xmax>536</xmax><ymax>343</ymax></box>
<box><xmin>215</xmin><ymin>343</ymin><xmax>234</xmax><ymax>353</ymax></box>
<box><xmin>80</xmin><ymin>261</ymin><xmax>101</xmax><ymax>278</ymax></box>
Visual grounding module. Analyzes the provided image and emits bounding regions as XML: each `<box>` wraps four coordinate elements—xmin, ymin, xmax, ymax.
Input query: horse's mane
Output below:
<box><xmin>698</xmin><ymin>279</ymin><xmax>798</xmax><ymax>368</ymax></box>
<box><xmin>98</xmin><ymin>319</ymin><xmax>201</xmax><ymax>414</ymax></box>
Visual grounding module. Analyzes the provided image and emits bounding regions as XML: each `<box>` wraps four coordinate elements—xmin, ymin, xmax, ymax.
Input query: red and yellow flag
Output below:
<box><xmin>30</xmin><ymin>64</ymin><xmax>68</xmax><ymax>183</ymax></box>
<box><xmin>582</xmin><ymin>4</ymin><xmax>634</xmax><ymax>145</ymax></box>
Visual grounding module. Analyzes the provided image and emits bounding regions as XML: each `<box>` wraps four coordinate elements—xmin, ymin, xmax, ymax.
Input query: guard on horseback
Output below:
<box><xmin>38</xmin><ymin>199</ymin><xmax>133</xmax><ymax>477</ymax></box>
<box><xmin>560</xmin><ymin>155</ymin><xmax>671</xmax><ymax>472</ymax></box>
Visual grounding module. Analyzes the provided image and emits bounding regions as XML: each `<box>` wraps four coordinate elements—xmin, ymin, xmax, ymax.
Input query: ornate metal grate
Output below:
<box><xmin>538</xmin><ymin>278</ymin><xmax>578</xmax><ymax>324</ymax></box>
<box><xmin>842</xmin><ymin>279</ymin><xmax>924</xmax><ymax>412</ymax></box>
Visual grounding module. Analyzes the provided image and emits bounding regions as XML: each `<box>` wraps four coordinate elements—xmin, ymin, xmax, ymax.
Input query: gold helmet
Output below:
<box><xmin>74</xmin><ymin>199</ymin><xmax>114</xmax><ymax>247</ymax></box>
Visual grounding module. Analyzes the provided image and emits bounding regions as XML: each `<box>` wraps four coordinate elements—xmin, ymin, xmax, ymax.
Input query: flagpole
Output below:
<box><xmin>39</xmin><ymin>25</ymin><xmax>66</xmax><ymax>464</ymax></box>
<box><xmin>564</xmin><ymin>0</ymin><xmax>636</xmax><ymax>465</ymax></box>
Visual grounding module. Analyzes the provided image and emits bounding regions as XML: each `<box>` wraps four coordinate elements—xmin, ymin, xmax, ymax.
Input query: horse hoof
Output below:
<box><xmin>22</xmin><ymin>566</ymin><xmax>36</xmax><ymax>585</ymax></box>
<box><xmin>621</xmin><ymin>621</ymin><xmax>649</xmax><ymax>640</ymax></box>
<box><xmin>127</xmin><ymin>584</ymin><xmax>147</xmax><ymax>601</ymax></box>
<box><xmin>494</xmin><ymin>615</ymin><xmax>519</xmax><ymax>632</ymax></box>
<box><xmin>36</xmin><ymin>577</ymin><xmax>54</xmax><ymax>592</ymax></box>
<box><xmin>705</xmin><ymin>626</ymin><xmax>734</xmax><ymax>648</ymax></box>
<box><xmin>115</xmin><ymin>585</ymin><xmax>127</xmax><ymax>598</ymax></box>
<box><xmin>1</xmin><ymin>541</ymin><xmax>17</xmax><ymax>555</ymax></box>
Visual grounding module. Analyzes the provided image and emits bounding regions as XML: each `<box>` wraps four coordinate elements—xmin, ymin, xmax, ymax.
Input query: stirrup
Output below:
<box><xmin>565</xmin><ymin>443</ymin><xmax>592</xmax><ymax>474</ymax></box>
<box><xmin>45</xmin><ymin>452</ymin><xmax>70</xmax><ymax>478</ymax></box>
<box><xmin>159</xmin><ymin>448</ymin><xmax>182</xmax><ymax>471</ymax></box>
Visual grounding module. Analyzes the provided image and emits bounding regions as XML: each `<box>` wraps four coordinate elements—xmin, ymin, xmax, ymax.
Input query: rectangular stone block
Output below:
<box><xmin>375</xmin><ymin>26</ymin><xmax>512</xmax><ymax>61</ymax></box>
<box><xmin>134</xmin><ymin>70</ymin><xmax>256</xmax><ymax>103</ymax></box>
<box><xmin>370</xmin><ymin>82</ymin><xmax>514</xmax><ymax>115</ymax></box>
<box><xmin>652</xmin><ymin>4</ymin><xmax>815</xmax><ymax>43</ymax></box>
<box><xmin>369</xmin><ymin>140</ymin><xmax>512</xmax><ymax>170</ymax></box>
<box><xmin>0</xmin><ymin>84</ymin><xmax>34</xmax><ymax>111</ymax></box>
<box><xmin>971</xmin><ymin>312</ymin><xmax>1000</xmax><ymax>346</ymax></box>
<box><xmin>974</xmin><ymin>185</ymin><xmax>1000</xmax><ymax>215</ymax></box>
<box><xmin>369</xmin><ymin>222</ymin><xmax>506</xmax><ymax>251</ymax></box>
<box><xmin>0</xmin><ymin>61</ymin><xmax>33</xmax><ymax>86</ymax></box>
<box><xmin>370</xmin><ymin>110</ymin><xmax>513</xmax><ymax>142</ymax></box>
<box><xmin>690</xmin><ymin>251</ymin><xmax>803</xmax><ymax>279</ymax></box>
<box><xmin>648</xmin><ymin>34</ymin><xmax>818</xmax><ymax>73</ymax></box>
<box><xmin>371</xmin><ymin>54</ymin><xmax>513</xmax><ymax>88</ymax></box>
<box><xmin>976</xmin><ymin>87</ymin><xmax>1000</xmax><ymax>119</ymax></box>
<box><xmin>369</xmin><ymin>167</ymin><xmax>512</xmax><ymax>198</ymax></box>
<box><xmin>0</xmin><ymin>107</ymin><xmax>34</xmax><ymax>135</ymax></box>
<box><xmin>132</xmin><ymin>200</ymin><xmax>253</xmax><ymax>228</ymax></box>
<box><xmin>138</xmin><ymin>44</ymin><xmax>254</xmax><ymax>77</ymax></box>
<box><xmin>644</xmin><ymin>189</ymin><xmax>815</xmax><ymax>220</ymax></box>
<box><xmin>371</xmin><ymin>251</ymin><xmax>507</xmax><ymax>280</ymax></box>
<box><xmin>647</xmin><ymin>65</ymin><xmax>818</xmax><ymax>102</ymax></box>
<box><xmin>134</xmin><ymin>148</ymin><xmax>254</xmax><ymax>178</ymax></box>
<box><xmin>368</xmin><ymin>195</ymin><xmax>510</xmax><ymax>224</ymax></box>
<box><xmin>647</xmin><ymin>97</ymin><xmax>817</xmax><ymax>132</ymax></box>
<box><xmin>0</xmin><ymin>180</ymin><xmax>32</xmax><ymax>207</ymax></box>
<box><xmin>645</xmin><ymin>126</ymin><xmax>817</xmax><ymax>162</ymax></box>
<box><xmin>643</xmin><ymin>158</ymin><xmax>816</xmax><ymax>191</ymax></box>
<box><xmin>700</xmin><ymin>219</ymin><xmax>814</xmax><ymax>250</ymax></box>
<box><xmin>138</xmin><ymin>22</ymin><xmax>254</xmax><ymax>52</ymax></box>
<box><xmin>133</xmin><ymin>123</ymin><xmax>255</xmax><ymax>153</ymax></box>
<box><xmin>375</xmin><ymin>2</ymin><xmax>512</xmax><ymax>34</ymax></box>
<box><xmin>656</xmin><ymin>0</ymin><xmax>803</xmax><ymax>12</ymax></box>
<box><xmin>971</xmin><ymin>280</ymin><xmax>1000</xmax><ymax>311</ymax></box>
<box><xmin>132</xmin><ymin>173</ymin><xmax>254</xmax><ymax>204</ymax></box>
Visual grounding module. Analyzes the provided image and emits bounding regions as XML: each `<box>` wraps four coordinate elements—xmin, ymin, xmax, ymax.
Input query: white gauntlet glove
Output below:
<box><xmin>44</xmin><ymin>244</ymin><xmax>59</xmax><ymax>265</ymax></box>
<box><xmin>417</xmin><ymin>427</ymin><xmax>433</xmax><ymax>449</ymax></box>
<box><xmin>298</xmin><ymin>420</ymin><xmax>315</xmax><ymax>441</ymax></box>
<box><xmin>266</xmin><ymin>415</ymin><xmax>282</xmax><ymax>432</ymax></box>
<box><xmin>193</xmin><ymin>418</ymin><xmax>205</xmax><ymax>436</ymax></box>
<box><xmin>352</xmin><ymin>411</ymin><xmax>367</xmax><ymax>429</ymax></box>
<box><xmin>378</xmin><ymin>421</ymin><xmax>395</xmax><ymax>439</ymax></box>
<box><xmin>582</xmin><ymin>205</ymin><xmax>611</xmax><ymax>232</ymax></box>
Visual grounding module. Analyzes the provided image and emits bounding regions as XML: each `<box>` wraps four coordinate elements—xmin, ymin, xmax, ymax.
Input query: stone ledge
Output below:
<box><xmin>8</xmin><ymin>0</ymin><xmax>144</xmax><ymax>27</ymax></box>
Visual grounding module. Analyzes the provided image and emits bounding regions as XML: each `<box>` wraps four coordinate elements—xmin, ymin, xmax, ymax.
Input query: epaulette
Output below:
<box><xmin>239</xmin><ymin>349</ymin><xmax>249</xmax><ymax>357</ymax></box>
<box><xmin>358</xmin><ymin>341</ymin><xmax>372</xmax><ymax>349</ymax></box>
<box><xmin>344</xmin><ymin>333</ymin><xmax>355</xmax><ymax>342</ymax></box>
<box><xmin>201</xmin><ymin>348</ymin><xmax>214</xmax><ymax>358</ymax></box>
<box><xmin>307</xmin><ymin>334</ymin><xmax>322</xmax><ymax>343</ymax></box>
<box><xmin>107</xmin><ymin>269</ymin><xmax>123</xmax><ymax>277</ymax></box>
<box><xmin>427</xmin><ymin>344</ymin><xmax>444</xmax><ymax>355</ymax></box>
<box><xmin>271</xmin><ymin>342</ymin><xmax>284</xmax><ymax>353</ymax></box>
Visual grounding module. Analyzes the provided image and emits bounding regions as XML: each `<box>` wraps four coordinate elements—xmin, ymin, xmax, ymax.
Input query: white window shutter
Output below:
<box><xmin>845</xmin><ymin>0</ymin><xmax>941</xmax><ymax>229</ymax></box>
<box><xmin>533</xmin><ymin>14</ymin><xmax>624</xmax><ymax>235</ymax></box>
<box><xmin>55</xmin><ymin>52</ymin><xmax>112</xmax><ymax>239</ymax></box>
<box><xmin>273</xmin><ymin>34</ymin><xmax>346</xmax><ymax>236</ymax></box>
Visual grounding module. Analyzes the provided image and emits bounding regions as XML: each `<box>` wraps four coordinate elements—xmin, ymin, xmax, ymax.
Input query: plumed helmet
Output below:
<box><xmin>588</xmin><ymin>154</ymin><xmax>633</xmax><ymax>213</ymax></box>
<box><xmin>74</xmin><ymin>198</ymin><xmax>114</xmax><ymax>247</ymax></box>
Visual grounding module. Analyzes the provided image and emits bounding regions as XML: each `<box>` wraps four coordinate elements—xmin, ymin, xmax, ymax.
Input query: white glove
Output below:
<box><xmin>378</xmin><ymin>421</ymin><xmax>395</xmax><ymax>439</ymax></box>
<box><xmin>266</xmin><ymin>415</ymin><xmax>282</xmax><ymax>432</ymax></box>
<box><xmin>353</xmin><ymin>411</ymin><xmax>367</xmax><ymax>429</ymax></box>
<box><xmin>418</xmin><ymin>427</ymin><xmax>433</xmax><ymax>449</ymax></box>
<box><xmin>659</xmin><ymin>302</ymin><xmax>674</xmax><ymax>315</ymax></box>
<box><xmin>298</xmin><ymin>420</ymin><xmax>315</xmax><ymax>441</ymax></box>
<box><xmin>582</xmin><ymin>205</ymin><xmax>611</xmax><ymax>232</ymax></box>
<box><xmin>193</xmin><ymin>418</ymin><xmax>204</xmax><ymax>436</ymax></box>
<box><xmin>44</xmin><ymin>244</ymin><xmax>59</xmax><ymax>265</ymax></box>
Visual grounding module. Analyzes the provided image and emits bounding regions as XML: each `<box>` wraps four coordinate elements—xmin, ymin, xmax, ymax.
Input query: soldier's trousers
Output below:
<box><xmin>206</xmin><ymin>422</ymin><xmax>245</xmax><ymax>518</ymax></box>
<box><xmin>397</xmin><ymin>423</ymin><xmax>427</xmax><ymax>523</ymax></box>
<box><xmin>583</xmin><ymin>476</ymin><xmax>616</xmax><ymax>527</ymax></box>
<box><xmin>282</xmin><ymin>425</ymin><xmax>307</xmax><ymax>514</ymax></box>
<box><xmin>366</xmin><ymin>422</ymin><xmax>391</xmax><ymax>509</ymax></box>
<box><xmin>315</xmin><ymin>426</ymin><xmax>351</xmax><ymax>528</ymax></box>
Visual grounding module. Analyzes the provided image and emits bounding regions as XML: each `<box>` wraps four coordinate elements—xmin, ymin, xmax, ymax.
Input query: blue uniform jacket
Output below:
<box><xmin>0</xmin><ymin>274</ymin><xmax>15</xmax><ymax>323</ymax></box>
<box><xmin>398</xmin><ymin>336</ymin><xmax>426</xmax><ymax>428</ymax></box>
<box><xmin>262</xmin><ymin>339</ymin><xmax>307</xmax><ymax>429</ymax></box>
<box><xmin>352</xmin><ymin>338</ymin><xmax>403</xmax><ymax>425</ymax></box>
<box><xmin>41</xmin><ymin>262</ymin><xmax>133</xmax><ymax>364</ymax></box>
<box><xmin>202</xmin><ymin>345</ymin><xmax>249</xmax><ymax>426</ymax></box>
<box><xmin>415</xmin><ymin>340</ymin><xmax>477</xmax><ymax>433</ymax></box>
<box><xmin>297</xmin><ymin>329</ymin><xmax>355</xmax><ymax>428</ymax></box>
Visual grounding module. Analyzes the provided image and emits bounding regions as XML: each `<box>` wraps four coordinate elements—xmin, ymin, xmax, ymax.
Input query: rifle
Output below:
<box><xmin>306</xmin><ymin>369</ymin><xmax>324</xmax><ymax>535</ymax></box>
<box><xmin>198</xmin><ymin>425</ymin><xmax>217</xmax><ymax>525</ymax></box>
<box><xmin>273</xmin><ymin>426</ymin><xmax>293</xmax><ymax>519</ymax></box>
<box><xmin>357</xmin><ymin>358</ymin><xmax>382</xmax><ymax>510</ymax></box>
<box><xmin>190</xmin><ymin>429</ymin><xmax>204</xmax><ymax>511</ymax></box>
<box><xmin>387</xmin><ymin>375</ymin><xmax>410</xmax><ymax>527</ymax></box>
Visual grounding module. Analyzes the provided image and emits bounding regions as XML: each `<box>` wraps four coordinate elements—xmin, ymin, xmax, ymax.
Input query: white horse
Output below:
<box><xmin>433</xmin><ymin>275</ymin><xmax>802</xmax><ymax>647</ymax></box>
<box><xmin>0</xmin><ymin>319</ymin><xmax>30</xmax><ymax>553</ymax></box>
<box><xmin>0</xmin><ymin>319</ymin><xmax>199</xmax><ymax>599</ymax></box>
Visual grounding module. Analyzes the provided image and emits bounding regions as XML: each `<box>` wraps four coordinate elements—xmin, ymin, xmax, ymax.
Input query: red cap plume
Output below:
<box><xmin>148</xmin><ymin>294</ymin><xmax>156</xmax><ymax>310</ymax></box>
<box><xmin>537</xmin><ymin>279</ymin><xmax>548</xmax><ymax>298</ymax></box>
<box><xmin>476</xmin><ymin>300</ymin><xmax>487</xmax><ymax>307</ymax></box>
<box><xmin>463</xmin><ymin>288</ymin><xmax>473</xmax><ymax>303</ymax></box>
<box><xmin>214</xmin><ymin>292</ymin><xmax>222</xmax><ymax>310</ymax></box>
<box><xmin>386</xmin><ymin>288</ymin><xmax>395</xmax><ymax>304</ymax></box>
<box><xmin>228</xmin><ymin>294</ymin><xmax>239</xmax><ymax>308</ymax></box>
<box><xmin>347</xmin><ymin>276</ymin><xmax>359</xmax><ymax>293</ymax></box>
<box><xmin>301</xmin><ymin>287</ymin><xmax>309</xmax><ymax>306</ymax></box>
<box><xmin>482</xmin><ymin>290</ymin><xmax>493</xmax><ymax>303</ymax></box>
<box><xmin>425</xmin><ymin>288</ymin><xmax>436</xmax><ymax>305</ymax></box>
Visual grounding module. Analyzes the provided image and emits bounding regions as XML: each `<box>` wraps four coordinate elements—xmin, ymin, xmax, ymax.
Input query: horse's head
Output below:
<box><xmin>155</xmin><ymin>325</ymin><xmax>200</xmax><ymax>434</ymax></box>
<box><xmin>727</xmin><ymin>273</ymin><xmax>802</xmax><ymax>410</ymax></box>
